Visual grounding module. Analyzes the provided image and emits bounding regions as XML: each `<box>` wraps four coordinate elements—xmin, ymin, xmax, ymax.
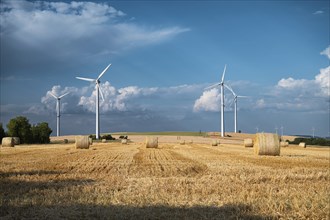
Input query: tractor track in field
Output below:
<box><xmin>128</xmin><ymin>145</ymin><xmax>208</xmax><ymax>177</ymax></box>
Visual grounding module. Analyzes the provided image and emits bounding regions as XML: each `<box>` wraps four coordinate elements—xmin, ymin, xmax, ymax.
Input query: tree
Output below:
<box><xmin>7</xmin><ymin>116</ymin><xmax>33</xmax><ymax>144</ymax></box>
<box><xmin>32</xmin><ymin>122</ymin><xmax>52</xmax><ymax>144</ymax></box>
<box><xmin>0</xmin><ymin>123</ymin><xmax>6</xmax><ymax>144</ymax></box>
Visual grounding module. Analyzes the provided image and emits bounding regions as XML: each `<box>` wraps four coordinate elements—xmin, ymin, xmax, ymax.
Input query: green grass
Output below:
<box><xmin>110</xmin><ymin>131</ymin><xmax>207</xmax><ymax>137</ymax></box>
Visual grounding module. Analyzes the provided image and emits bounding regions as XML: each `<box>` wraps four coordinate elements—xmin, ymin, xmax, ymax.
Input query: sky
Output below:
<box><xmin>0</xmin><ymin>0</ymin><xmax>329</xmax><ymax>137</ymax></box>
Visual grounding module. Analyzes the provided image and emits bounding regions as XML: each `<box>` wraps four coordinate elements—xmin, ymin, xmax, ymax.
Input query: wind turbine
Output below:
<box><xmin>76</xmin><ymin>64</ymin><xmax>111</xmax><ymax>139</ymax></box>
<box><xmin>280</xmin><ymin>125</ymin><xmax>284</xmax><ymax>136</ymax></box>
<box><xmin>225</xmin><ymin>84</ymin><xmax>247</xmax><ymax>133</ymax></box>
<box><xmin>49</xmin><ymin>92</ymin><xmax>69</xmax><ymax>137</ymax></box>
<box><xmin>205</xmin><ymin>65</ymin><xmax>227</xmax><ymax>137</ymax></box>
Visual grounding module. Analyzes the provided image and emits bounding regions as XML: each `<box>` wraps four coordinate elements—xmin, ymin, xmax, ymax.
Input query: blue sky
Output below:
<box><xmin>0</xmin><ymin>0</ymin><xmax>329</xmax><ymax>137</ymax></box>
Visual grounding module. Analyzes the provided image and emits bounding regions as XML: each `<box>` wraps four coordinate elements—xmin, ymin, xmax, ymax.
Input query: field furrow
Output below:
<box><xmin>128</xmin><ymin>146</ymin><xmax>207</xmax><ymax>177</ymax></box>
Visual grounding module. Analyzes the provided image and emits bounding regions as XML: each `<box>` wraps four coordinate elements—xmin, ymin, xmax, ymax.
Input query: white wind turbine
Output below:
<box><xmin>50</xmin><ymin>92</ymin><xmax>70</xmax><ymax>137</ymax></box>
<box><xmin>76</xmin><ymin>64</ymin><xmax>111</xmax><ymax>139</ymax></box>
<box><xmin>205</xmin><ymin>65</ymin><xmax>227</xmax><ymax>137</ymax></box>
<box><xmin>225</xmin><ymin>84</ymin><xmax>247</xmax><ymax>133</ymax></box>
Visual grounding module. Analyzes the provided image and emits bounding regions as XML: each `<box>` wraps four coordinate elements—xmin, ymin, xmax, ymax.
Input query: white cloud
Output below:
<box><xmin>277</xmin><ymin>77</ymin><xmax>310</xmax><ymax>90</ymax></box>
<box><xmin>193</xmin><ymin>88</ymin><xmax>221</xmax><ymax>112</ymax></box>
<box><xmin>313</xmin><ymin>10</ymin><xmax>324</xmax><ymax>15</ymax></box>
<box><xmin>276</xmin><ymin>67</ymin><xmax>329</xmax><ymax>98</ymax></box>
<box><xmin>31</xmin><ymin>83</ymin><xmax>203</xmax><ymax>115</ymax></box>
<box><xmin>315</xmin><ymin>66</ymin><xmax>330</xmax><ymax>96</ymax></box>
<box><xmin>320</xmin><ymin>46</ymin><xmax>330</xmax><ymax>59</ymax></box>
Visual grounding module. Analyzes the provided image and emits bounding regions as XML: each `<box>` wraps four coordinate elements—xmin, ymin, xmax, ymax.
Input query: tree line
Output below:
<box><xmin>0</xmin><ymin>116</ymin><xmax>52</xmax><ymax>144</ymax></box>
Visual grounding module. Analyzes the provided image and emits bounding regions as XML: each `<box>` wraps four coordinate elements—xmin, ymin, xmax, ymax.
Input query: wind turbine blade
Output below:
<box><xmin>97</xmin><ymin>63</ymin><xmax>112</xmax><ymax>80</ymax></box>
<box><xmin>221</xmin><ymin>64</ymin><xmax>227</xmax><ymax>83</ymax></box>
<box><xmin>224</xmin><ymin>84</ymin><xmax>235</xmax><ymax>96</ymax></box>
<box><xmin>76</xmin><ymin>77</ymin><xmax>95</xmax><ymax>82</ymax></box>
<box><xmin>205</xmin><ymin>83</ymin><xmax>220</xmax><ymax>90</ymax></box>
<box><xmin>49</xmin><ymin>92</ymin><xmax>58</xmax><ymax>99</ymax></box>
<box><xmin>97</xmin><ymin>83</ymin><xmax>105</xmax><ymax>101</ymax></box>
<box><xmin>59</xmin><ymin>92</ymin><xmax>70</xmax><ymax>99</ymax></box>
<box><xmin>237</xmin><ymin>95</ymin><xmax>248</xmax><ymax>98</ymax></box>
<box><xmin>227</xmin><ymin>98</ymin><xmax>234</xmax><ymax>108</ymax></box>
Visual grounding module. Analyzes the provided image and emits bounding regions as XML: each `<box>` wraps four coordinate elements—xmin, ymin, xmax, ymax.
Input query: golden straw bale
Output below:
<box><xmin>299</xmin><ymin>142</ymin><xmax>306</xmax><ymax>148</ymax></box>
<box><xmin>244</xmin><ymin>138</ymin><xmax>253</xmax><ymax>147</ymax></box>
<box><xmin>121</xmin><ymin>139</ymin><xmax>128</xmax><ymax>145</ymax></box>
<box><xmin>75</xmin><ymin>136</ymin><xmax>90</xmax><ymax>149</ymax></box>
<box><xmin>145</xmin><ymin>136</ymin><xmax>158</xmax><ymax>148</ymax></box>
<box><xmin>2</xmin><ymin>137</ymin><xmax>14</xmax><ymax>147</ymax></box>
<box><xmin>211</xmin><ymin>140</ymin><xmax>218</xmax><ymax>146</ymax></box>
<box><xmin>179</xmin><ymin>140</ymin><xmax>185</xmax><ymax>145</ymax></box>
<box><xmin>280</xmin><ymin>141</ymin><xmax>289</xmax><ymax>147</ymax></box>
<box><xmin>254</xmin><ymin>133</ymin><xmax>280</xmax><ymax>156</ymax></box>
<box><xmin>101</xmin><ymin>139</ymin><xmax>107</xmax><ymax>143</ymax></box>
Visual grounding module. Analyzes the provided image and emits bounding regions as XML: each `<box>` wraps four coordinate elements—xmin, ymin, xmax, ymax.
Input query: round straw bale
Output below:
<box><xmin>211</xmin><ymin>140</ymin><xmax>218</xmax><ymax>146</ymax></box>
<box><xmin>280</xmin><ymin>141</ymin><xmax>289</xmax><ymax>147</ymax></box>
<box><xmin>244</xmin><ymin>138</ymin><xmax>253</xmax><ymax>148</ymax></box>
<box><xmin>145</xmin><ymin>136</ymin><xmax>158</xmax><ymax>148</ymax></box>
<box><xmin>63</xmin><ymin>139</ymin><xmax>69</xmax><ymax>144</ymax></box>
<box><xmin>101</xmin><ymin>139</ymin><xmax>107</xmax><ymax>143</ymax></box>
<box><xmin>254</xmin><ymin>133</ymin><xmax>280</xmax><ymax>156</ymax></box>
<box><xmin>121</xmin><ymin>139</ymin><xmax>128</xmax><ymax>145</ymax></box>
<box><xmin>2</xmin><ymin>137</ymin><xmax>14</xmax><ymax>147</ymax></box>
<box><xmin>299</xmin><ymin>142</ymin><xmax>306</xmax><ymax>148</ymax></box>
<box><xmin>75</xmin><ymin>136</ymin><xmax>90</xmax><ymax>149</ymax></box>
<box><xmin>12</xmin><ymin>137</ymin><xmax>20</xmax><ymax>145</ymax></box>
<box><xmin>179</xmin><ymin>140</ymin><xmax>185</xmax><ymax>145</ymax></box>
<box><xmin>89</xmin><ymin>138</ymin><xmax>93</xmax><ymax>145</ymax></box>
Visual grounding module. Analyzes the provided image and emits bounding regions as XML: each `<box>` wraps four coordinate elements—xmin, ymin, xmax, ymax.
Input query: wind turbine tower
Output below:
<box><xmin>225</xmin><ymin>84</ymin><xmax>247</xmax><ymax>133</ymax></box>
<box><xmin>205</xmin><ymin>65</ymin><xmax>227</xmax><ymax>137</ymax></box>
<box><xmin>76</xmin><ymin>64</ymin><xmax>111</xmax><ymax>139</ymax></box>
<box><xmin>50</xmin><ymin>92</ymin><xmax>69</xmax><ymax>136</ymax></box>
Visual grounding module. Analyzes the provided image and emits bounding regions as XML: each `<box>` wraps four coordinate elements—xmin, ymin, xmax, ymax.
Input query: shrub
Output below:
<box><xmin>89</xmin><ymin>134</ymin><xmax>96</xmax><ymax>140</ymax></box>
<box><xmin>7</xmin><ymin>116</ymin><xmax>33</xmax><ymax>144</ymax></box>
<box><xmin>101</xmin><ymin>134</ymin><xmax>115</xmax><ymax>140</ymax></box>
<box><xmin>6</xmin><ymin>117</ymin><xmax>52</xmax><ymax>144</ymax></box>
<box><xmin>31</xmin><ymin>122</ymin><xmax>52</xmax><ymax>144</ymax></box>
<box><xmin>289</xmin><ymin>137</ymin><xmax>330</xmax><ymax>146</ymax></box>
<box><xmin>0</xmin><ymin>123</ymin><xmax>6</xmax><ymax>144</ymax></box>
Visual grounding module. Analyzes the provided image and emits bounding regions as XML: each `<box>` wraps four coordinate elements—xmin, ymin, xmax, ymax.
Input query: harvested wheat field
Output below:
<box><xmin>1</xmin><ymin>134</ymin><xmax>329</xmax><ymax>219</ymax></box>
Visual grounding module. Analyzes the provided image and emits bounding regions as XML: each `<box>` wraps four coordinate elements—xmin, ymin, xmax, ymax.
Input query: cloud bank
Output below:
<box><xmin>0</xmin><ymin>0</ymin><xmax>190</xmax><ymax>75</ymax></box>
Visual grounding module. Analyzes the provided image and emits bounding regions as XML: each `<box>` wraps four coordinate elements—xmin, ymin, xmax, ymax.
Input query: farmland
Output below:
<box><xmin>0</xmin><ymin>134</ymin><xmax>329</xmax><ymax>219</ymax></box>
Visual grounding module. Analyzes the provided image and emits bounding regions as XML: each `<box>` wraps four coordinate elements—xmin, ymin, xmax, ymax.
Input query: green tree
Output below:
<box><xmin>7</xmin><ymin>116</ymin><xmax>33</xmax><ymax>144</ymax></box>
<box><xmin>0</xmin><ymin>123</ymin><xmax>6</xmax><ymax>144</ymax></box>
<box><xmin>32</xmin><ymin>122</ymin><xmax>52</xmax><ymax>144</ymax></box>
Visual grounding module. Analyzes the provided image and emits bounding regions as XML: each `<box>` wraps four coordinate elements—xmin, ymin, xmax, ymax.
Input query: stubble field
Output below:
<box><xmin>0</xmin><ymin>134</ymin><xmax>329</xmax><ymax>219</ymax></box>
